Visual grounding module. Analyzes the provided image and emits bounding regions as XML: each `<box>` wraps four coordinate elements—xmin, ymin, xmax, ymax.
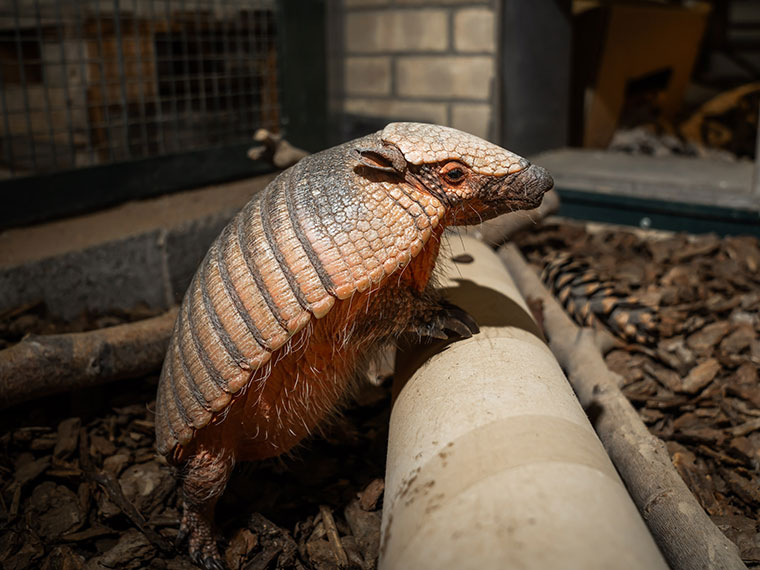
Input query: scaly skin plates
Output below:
<box><xmin>381</xmin><ymin>122</ymin><xmax>530</xmax><ymax>176</ymax></box>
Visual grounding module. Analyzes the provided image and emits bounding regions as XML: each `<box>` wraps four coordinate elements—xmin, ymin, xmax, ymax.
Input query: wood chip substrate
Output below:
<box><xmin>0</xmin><ymin>331</ymin><xmax>388</xmax><ymax>570</ymax></box>
<box><xmin>0</xmin><ymin>219</ymin><xmax>758</xmax><ymax>568</ymax></box>
<box><xmin>514</xmin><ymin>220</ymin><xmax>760</xmax><ymax>567</ymax></box>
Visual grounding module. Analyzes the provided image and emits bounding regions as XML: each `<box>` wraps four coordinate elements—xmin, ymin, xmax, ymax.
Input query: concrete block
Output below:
<box><xmin>454</xmin><ymin>7</ymin><xmax>496</xmax><ymax>53</ymax></box>
<box><xmin>41</xmin><ymin>41</ymin><xmax>86</xmax><ymax>92</ymax></box>
<box><xmin>5</xmin><ymin>86</ymin><xmax>70</xmax><ymax>136</ymax></box>
<box><xmin>345</xmin><ymin>57</ymin><xmax>392</xmax><ymax>96</ymax></box>
<box><xmin>5</xmin><ymin>85</ymin><xmax>48</xmax><ymax>115</ymax></box>
<box><xmin>451</xmin><ymin>102</ymin><xmax>492</xmax><ymax>139</ymax></box>
<box><xmin>42</xmin><ymin>44</ymin><xmax>67</xmax><ymax>88</ymax></box>
<box><xmin>344</xmin><ymin>97</ymin><xmax>448</xmax><ymax>125</ymax></box>
<box><xmin>396</xmin><ymin>56</ymin><xmax>493</xmax><ymax>99</ymax></box>
<box><xmin>164</xmin><ymin>210</ymin><xmax>235</xmax><ymax>303</ymax></box>
<box><xmin>345</xmin><ymin>9</ymin><xmax>448</xmax><ymax>53</ymax></box>
<box><xmin>0</xmin><ymin>231</ymin><xmax>170</xmax><ymax>320</ymax></box>
<box><xmin>0</xmin><ymin>175</ymin><xmax>272</xmax><ymax>321</ymax></box>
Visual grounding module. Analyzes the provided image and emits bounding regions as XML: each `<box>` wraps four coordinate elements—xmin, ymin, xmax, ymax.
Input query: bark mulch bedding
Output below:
<box><xmin>0</xmin><ymin>353</ymin><xmax>389</xmax><ymax>569</ymax></box>
<box><xmin>1</xmin><ymin>219</ymin><xmax>759</xmax><ymax>569</ymax></box>
<box><xmin>514</xmin><ymin>220</ymin><xmax>760</xmax><ymax>567</ymax></box>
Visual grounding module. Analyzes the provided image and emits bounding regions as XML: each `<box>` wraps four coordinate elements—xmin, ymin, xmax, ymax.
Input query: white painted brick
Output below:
<box><xmin>345</xmin><ymin>57</ymin><xmax>392</xmax><ymax>96</ymax></box>
<box><xmin>454</xmin><ymin>7</ymin><xmax>495</xmax><ymax>53</ymax></box>
<box><xmin>396</xmin><ymin>56</ymin><xmax>493</xmax><ymax>99</ymax></box>
<box><xmin>345</xmin><ymin>9</ymin><xmax>448</xmax><ymax>53</ymax></box>
<box><xmin>451</xmin><ymin>102</ymin><xmax>492</xmax><ymax>139</ymax></box>
<box><xmin>344</xmin><ymin>97</ymin><xmax>448</xmax><ymax>125</ymax></box>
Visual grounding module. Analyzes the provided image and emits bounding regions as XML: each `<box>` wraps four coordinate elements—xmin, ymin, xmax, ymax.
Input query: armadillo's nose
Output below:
<box><xmin>516</xmin><ymin>163</ymin><xmax>554</xmax><ymax>205</ymax></box>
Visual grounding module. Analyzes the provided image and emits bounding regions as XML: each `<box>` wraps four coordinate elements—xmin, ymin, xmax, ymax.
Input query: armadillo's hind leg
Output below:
<box><xmin>178</xmin><ymin>447</ymin><xmax>234</xmax><ymax>570</ymax></box>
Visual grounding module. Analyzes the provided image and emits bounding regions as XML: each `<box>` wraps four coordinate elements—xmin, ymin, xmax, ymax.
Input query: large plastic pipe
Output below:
<box><xmin>380</xmin><ymin>234</ymin><xmax>668</xmax><ymax>570</ymax></box>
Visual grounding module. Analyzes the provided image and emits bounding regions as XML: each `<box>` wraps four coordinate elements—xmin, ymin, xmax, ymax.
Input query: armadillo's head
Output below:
<box><xmin>355</xmin><ymin>122</ymin><xmax>553</xmax><ymax>226</ymax></box>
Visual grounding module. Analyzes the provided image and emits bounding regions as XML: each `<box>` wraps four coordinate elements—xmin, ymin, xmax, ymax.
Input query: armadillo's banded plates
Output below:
<box><xmin>204</xmin><ymin>240</ymin><xmax>270</xmax><ymax>375</ymax></box>
<box><xmin>381</xmin><ymin>122</ymin><xmax>529</xmax><ymax>176</ymax></box>
<box><xmin>237</xmin><ymin>199</ymin><xmax>313</xmax><ymax>334</ymax></box>
<box><xmin>262</xmin><ymin>177</ymin><xmax>334</xmax><ymax>317</ymax></box>
<box><xmin>156</xmin><ymin>335</ymin><xmax>195</xmax><ymax>447</ymax></box>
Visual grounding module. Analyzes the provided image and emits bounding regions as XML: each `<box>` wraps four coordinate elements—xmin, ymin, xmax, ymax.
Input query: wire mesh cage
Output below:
<box><xmin>0</xmin><ymin>0</ymin><xmax>279</xmax><ymax>179</ymax></box>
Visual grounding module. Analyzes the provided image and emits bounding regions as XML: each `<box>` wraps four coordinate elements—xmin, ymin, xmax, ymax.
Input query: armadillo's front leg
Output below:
<box><xmin>178</xmin><ymin>448</ymin><xmax>234</xmax><ymax>570</ymax></box>
<box><xmin>365</xmin><ymin>279</ymin><xmax>479</xmax><ymax>342</ymax></box>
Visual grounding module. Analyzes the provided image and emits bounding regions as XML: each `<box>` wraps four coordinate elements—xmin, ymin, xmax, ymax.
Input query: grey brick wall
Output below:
<box><xmin>341</xmin><ymin>0</ymin><xmax>497</xmax><ymax>140</ymax></box>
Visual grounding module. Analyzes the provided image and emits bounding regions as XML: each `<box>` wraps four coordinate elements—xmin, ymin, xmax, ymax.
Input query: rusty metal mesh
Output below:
<box><xmin>0</xmin><ymin>0</ymin><xmax>279</xmax><ymax>178</ymax></box>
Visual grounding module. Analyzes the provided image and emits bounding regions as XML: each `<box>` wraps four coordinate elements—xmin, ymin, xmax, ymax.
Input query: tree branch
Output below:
<box><xmin>0</xmin><ymin>308</ymin><xmax>177</xmax><ymax>408</ymax></box>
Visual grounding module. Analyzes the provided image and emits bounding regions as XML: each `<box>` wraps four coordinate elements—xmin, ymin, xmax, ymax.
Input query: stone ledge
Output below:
<box><xmin>533</xmin><ymin>149</ymin><xmax>760</xmax><ymax>211</ymax></box>
<box><xmin>0</xmin><ymin>175</ymin><xmax>276</xmax><ymax>319</ymax></box>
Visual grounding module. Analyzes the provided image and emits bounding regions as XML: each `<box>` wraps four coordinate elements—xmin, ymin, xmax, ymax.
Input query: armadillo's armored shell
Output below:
<box><xmin>155</xmin><ymin>130</ymin><xmax>453</xmax><ymax>456</ymax></box>
<box><xmin>381</xmin><ymin>123</ymin><xmax>529</xmax><ymax>176</ymax></box>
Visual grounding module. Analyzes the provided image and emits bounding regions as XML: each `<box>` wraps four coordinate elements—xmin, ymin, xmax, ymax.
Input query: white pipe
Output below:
<box><xmin>380</xmin><ymin>234</ymin><xmax>667</xmax><ymax>570</ymax></box>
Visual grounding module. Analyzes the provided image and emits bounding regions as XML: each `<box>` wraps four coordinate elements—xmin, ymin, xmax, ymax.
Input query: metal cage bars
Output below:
<box><xmin>0</xmin><ymin>0</ymin><xmax>278</xmax><ymax>178</ymax></box>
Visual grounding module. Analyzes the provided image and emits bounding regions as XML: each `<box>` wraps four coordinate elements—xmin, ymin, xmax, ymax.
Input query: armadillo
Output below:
<box><xmin>154</xmin><ymin>122</ymin><xmax>553</xmax><ymax>568</ymax></box>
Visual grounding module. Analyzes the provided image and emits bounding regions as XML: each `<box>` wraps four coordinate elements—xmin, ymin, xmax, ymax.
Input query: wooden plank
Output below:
<box><xmin>535</xmin><ymin>148</ymin><xmax>758</xmax><ymax>211</ymax></box>
<box><xmin>557</xmin><ymin>188</ymin><xmax>760</xmax><ymax>237</ymax></box>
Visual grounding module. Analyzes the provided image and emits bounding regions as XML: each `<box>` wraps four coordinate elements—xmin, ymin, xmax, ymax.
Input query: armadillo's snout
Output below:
<box><xmin>447</xmin><ymin>158</ymin><xmax>554</xmax><ymax>226</ymax></box>
<box><xmin>516</xmin><ymin>164</ymin><xmax>554</xmax><ymax>207</ymax></box>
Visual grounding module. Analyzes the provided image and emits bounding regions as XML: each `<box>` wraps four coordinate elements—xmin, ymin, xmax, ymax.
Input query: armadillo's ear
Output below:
<box><xmin>355</xmin><ymin>144</ymin><xmax>407</xmax><ymax>174</ymax></box>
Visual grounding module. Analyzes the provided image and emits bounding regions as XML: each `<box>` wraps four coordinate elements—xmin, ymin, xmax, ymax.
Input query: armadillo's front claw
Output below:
<box><xmin>442</xmin><ymin>301</ymin><xmax>480</xmax><ymax>338</ymax></box>
<box><xmin>418</xmin><ymin>300</ymin><xmax>480</xmax><ymax>340</ymax></box>
<box><xmin>442</xmin><ymin>315</ymin><xmax>477</xmax><ymax>339</ymax></box>
<box><xmin>179</xmin><ymin>506</ymin><xmax>226</xmax><ymax>570</ymax></box>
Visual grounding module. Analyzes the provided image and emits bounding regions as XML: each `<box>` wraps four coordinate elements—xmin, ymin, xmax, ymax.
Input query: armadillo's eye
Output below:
<box><xmin>441</xmin><ymin>162</ymin><xmax>467</xmax><ymax>184</ymax></box>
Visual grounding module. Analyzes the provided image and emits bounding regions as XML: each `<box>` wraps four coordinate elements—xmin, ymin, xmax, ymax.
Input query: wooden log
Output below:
<box><xmin>0</xmin><ymin>308</ymin><xmax>177</xmax><ymax>409</ymax></box>
<box><xmin>499</xmin><ymin>243</ymin><xmax>747</xmax><ymax>570</ymax></box>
